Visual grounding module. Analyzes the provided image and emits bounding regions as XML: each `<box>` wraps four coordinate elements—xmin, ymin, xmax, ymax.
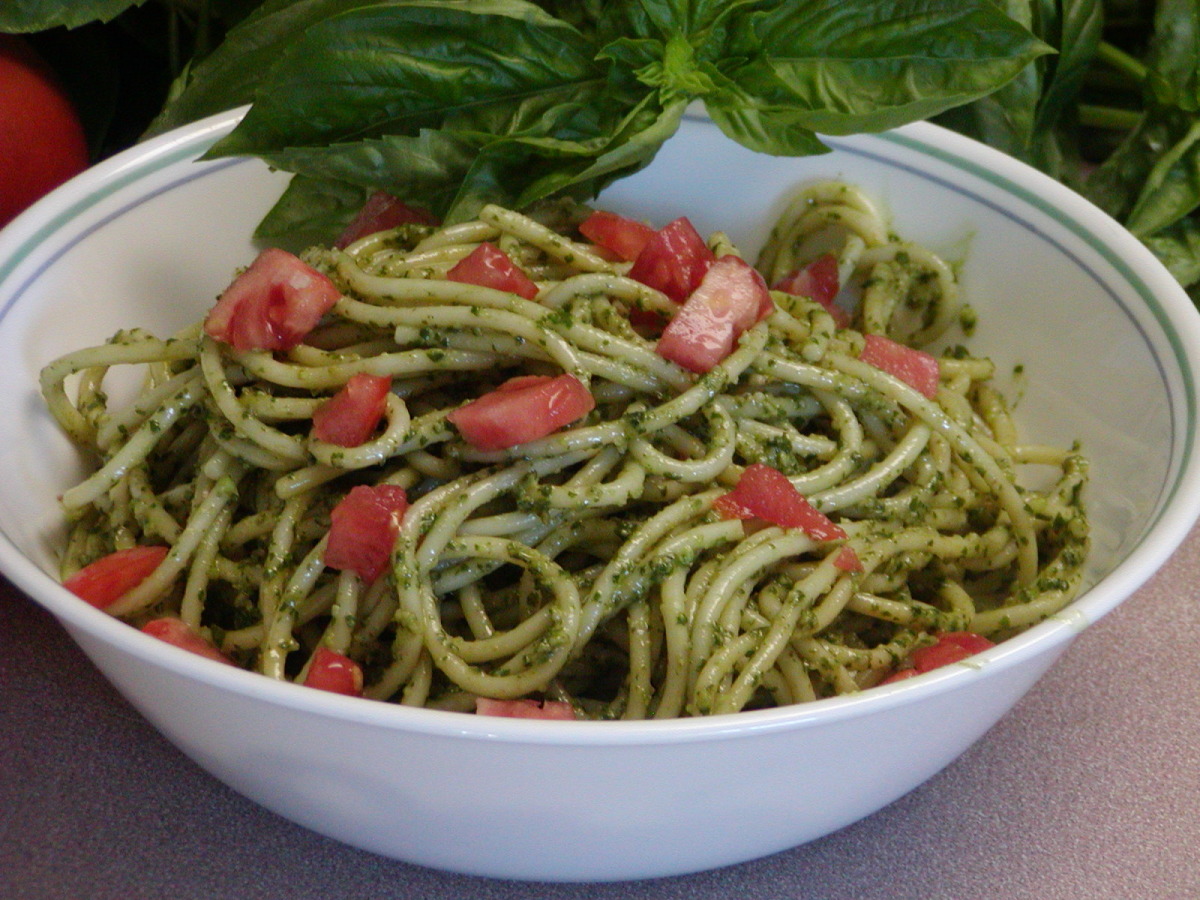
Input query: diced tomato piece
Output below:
<box><xmin>656</xmin><ymin>255</ymin><xmax>774</xmax><ymax>373</ymax></box>
<box><xmin>334</xmin><ymin>191</ymin><xmax>438</xmax><ymax>248</ymax></box>
<box><xmin>579</xmin><ymin>209</ymin><xmax>656</xmax><ymax>262</ymax></box>
<box><xmin>303</xmin><ymin>646</ymin><xmax>364</xmax><ymax>696</ymax></box>
<box><xmin>938</xmin><ymin>631</ymin><xmax>996</xmax><ymax>655</ymax></box>
<box><xmin>312</xmin><ymin>373</ymin><xmax>392</xmax><ymax>447</ymax></box>
<box><xmin>911</xmin><ymin>631</ymin><xmax>996</xmax><ymax>673</ymax></box>
<box><xmin>833</xmin><ymin>545</ymin><xmax>864</xmax><ymax>572</ymax></box>
<box><xmin>879</xmin><ymin>632</ymin><xmax>995</xmax><ymax>685</ymax></box>
<box><xmin>141</xmin><ymin>617</ymin><xmax>233</xmax><ymax>665</ymax></box>
<box><xmin>475</xmin><ymin>697</ymin><xmax>577</xmax><ymax>720</ymax></box>
<box><xmin>447</xmin><ymin>373</ymin><xmax>595</xmax><ymax>451</ymax></box>
<box><xmin>325</xmin><ymin>484</ymin><xmax>409</xmax><ymax>584</ymax></box>
<box><xmin>445</xmin><ymin>242</ymin><xmax>539</xmax><ymax>300</ymax></box>
<box><xmin>63</xmin><ymin>545</ymin><xmax>169</xmax><ymax>610</ymax></box>
<box><xmin>204</xmin><ymin>248</ymin><xmax>342</xmax><ymax>352</ymax></box>
<box><xmin>627</xmin><ymin>217</ymin><xmax>716</xmax><ymax>303</ymax></box>
<box><xmin>775</xmin><ymin>253</ymin><xmax>840</xmax><ymax>306</ymax></box>
<box><xmin>859</xmin><ymin>334</ymin><xmax>940</xmax><ymax>399</ymax></box>
<box><xmin>774</xmin><ymin>253</ymin><xmax>850</xmax><ymax>328</ymax></box>
<box><xmin>491</xmin><ymin>374</ymin><xmax>551</xmax><ymax>393</ymax></box>
<box><xmin>713</xmin><ymin>463</ymin><xmax>847</xmax><ymax>542</ymax></box>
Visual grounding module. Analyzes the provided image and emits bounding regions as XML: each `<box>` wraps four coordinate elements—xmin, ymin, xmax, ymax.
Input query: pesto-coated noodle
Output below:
<box><xmin>41</xmin><ymin>182</ymin><xmax>1089</xmax><ymax>718</ymax></box>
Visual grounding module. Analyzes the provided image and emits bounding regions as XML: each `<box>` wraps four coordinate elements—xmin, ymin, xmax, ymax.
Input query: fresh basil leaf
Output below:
<box><xmin>632</xmin><ymin>34</ymin><xmax>721</xmax><ymax>99</ymax></box>
<box><xmin>1126</xmin><ymin>117</ymin><xmax>1200</xmax><ymax>236</ymax></box>
<box><xmin>257</xmin><ymin>129</ymin><xmax>484</xmax><ymax>223</ymax></box>
<box><xmin>254</xmin><ymin>174</ymin><xmax>373</xmax><ymax>253</ymax></box>
<box><xmin>703</xmin><ymin>66</ymin><xmax>831</xmax><ymax>156</ymax></box>
<box><xmin>1032</xmin><ymin>0</ymin><xmax>1103</xmax><ymax>141</ymax></box>
<box><xmin>259</xmin><ymin>89</ymin><xmax>677</xmax><ymax>230</ymax></box>
<box><xmin>527</xmin><ymin>0</ymin><xmax>606</xmax><ymax>35</ymax></box>
<box><xmin>1143</xmin><ymin>215</ymin><xmax>1200</xmax><ymax>288</ymax></box>
<box><xmin>932</xmin><ymin>0</ymin><xmax>1042</xmax><ymax>161</ymax></box>
<box><xmin>455</xmin><ymin>94</ymin><xmax>688</xmax><ymax>215</ymax></box>
<box><xmin>1086</xmin><ymin>104</ymin><xmax>1200</xmax><ymax>226</ymax></box>
<box><xmin>1144</xmin><ymin>0</ymin><xmax>1200</xmax><ymax>112</ymax></box>
<box><xmin>615</xmin><ymin>0</ymin><xmax>765</xmax><ymax>46</ymax></box>
<box><xmin>208</xmin><ymin>1</ymin><xmax>600</xmax><ymax>158</ymax></box>
<box><xmin>718</xmin><ymin>0</ymin><xmax>1051</xmax><ymax>136</ymax></box>
<box><xmin>0</xmin><ymin>0</ymin><xmax>142</xmax><ymax>31</ymax></box>
<box><xmin>148</xmin><ymin>0</ymin><xmax>401</xmax><ymax>138</ymax></box>
<box><xmin>598</xmin><ymin>36</ymin><xmax>666</xmax><ymax>75</ymax></box>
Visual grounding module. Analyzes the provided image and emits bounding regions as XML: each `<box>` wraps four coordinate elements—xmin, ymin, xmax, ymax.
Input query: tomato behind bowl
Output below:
<box><xmin>0</xmin><ymin>35</ymin><xmax>89</xmax><ymax>227</ymax></box>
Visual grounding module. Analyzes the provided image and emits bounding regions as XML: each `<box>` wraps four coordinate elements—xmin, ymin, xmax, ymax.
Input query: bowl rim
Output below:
<box><xmin>2</xmin><ymin>105</ymin><xmax>1199</xmax><ymax>745</ymax></box>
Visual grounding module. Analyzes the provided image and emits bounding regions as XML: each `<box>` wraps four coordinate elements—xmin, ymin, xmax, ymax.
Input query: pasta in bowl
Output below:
<box><xmin>0</xmin><ymin>107</ymin><xmax>1195</xmax><ymax>880</ymax></box>
<box><xmin>40</xmin><ymin>179</ymin><xmax>1087</xmax><ymax>718</ymax></box>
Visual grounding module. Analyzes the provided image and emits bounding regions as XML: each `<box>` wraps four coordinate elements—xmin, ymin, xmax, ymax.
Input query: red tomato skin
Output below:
<box><xmin>312</xmin><ymin>373</ymin><xmax>392</xmax><ymax>447</ymax></box>
<box><xmin>304</xmin><ymin>647</ymin><xmax>365</xmax><ymax>696</ymax></box>
<box><xmin>859</xmin><ymin>334</ymin><xmax>941</xmax><ymax>399</ymax></box>
<box><xmin>204</xmin><ymin>248</ymin><xmax>342</xmax><ymax>352</ymax></box>
<box><xmin>63</xmin><ymin>545</ymin><xmax>169</xmax><ymax>609</ymax></box>
<box><xmin>325</xmin><ymin>484</ymin><xmax>410</xmax><ymax>584</ymax></box>
<box><xmin>833</xmin><ymin>545</ymin><xmax>864</xmax><ymax>572</ymax></box>
<box><xmin>579</xmin><ymin>210</ymin><xmax>656</xmax><ymax>262</ymax></box>
<box><xmin>911</xmin><ymin>631</ymin><xmax>996</xmax><ymax>673</ymax></box>
<box><xmin>447</xmin><ymin>373</ymin><xmax>595</xmax><ymax>451</ymax></box>
<box><xmin>0</xmin><ymin>36</ymin><xmax>89</xmax><ymax>227</ymax></box>
<box><xmin>656</xmin><ymin>255</ymin><xmax>775</xmax><ymax>373</ymax></box>
<box><xmin>713</xmin><ymin>463</ymin><xmax>847</xmax><ymax>542</ymax></box>
<box><xmin>475</xmin><ymin>697</ymin><xmax>577</xmax><ymax>720</ymax></box>
<box><xmin>141</xmin><ymin>617</ymin><xmax>232</xmax><ymax>665</ymax></box>
<box><xmin>880</xmin><ymin>632</ymin><xmax>995</xmax><ymax>684</ymax></box>
<box><xmin>446</xmin><ymin>242</ymin><xmax>539</xmax><ymax>300</ymax></box>
<box><xmin>334</xmin><ymin>191</ymin><xmax>439</xmax><ymax>248</ymax></box>
<box><xmin>627</xmin><ymin>217</ymin><xmax>716</xmax><ymax>303</ymax></box>
<box><xmin>937</xmin><ymin>631</ymin><xmax>996</xmax><ymax>655</ymax></box>
<box><xmin>774</xmin><ymin>253</ymin><xmax>849</xmax><ymax>328</ymax></box>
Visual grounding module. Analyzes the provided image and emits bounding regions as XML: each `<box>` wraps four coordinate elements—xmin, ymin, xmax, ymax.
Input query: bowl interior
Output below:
<box><xmin>0</xmin><ymin>108</ymin><xmax>1195</xmax><ymax>659</ymax></box>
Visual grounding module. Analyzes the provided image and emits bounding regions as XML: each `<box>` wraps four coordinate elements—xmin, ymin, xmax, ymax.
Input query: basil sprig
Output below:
<box><xmin>135</xmin><ymin>0</ymin><xmax>1046</xmax><ymax>244</ymax></box>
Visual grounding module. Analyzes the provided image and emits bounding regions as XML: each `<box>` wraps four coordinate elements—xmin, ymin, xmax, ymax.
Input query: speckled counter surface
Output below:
<box><xmin>4</xmin><ymin>525</ymin><xmax>1200</xmax><ymax>900</ymax></box>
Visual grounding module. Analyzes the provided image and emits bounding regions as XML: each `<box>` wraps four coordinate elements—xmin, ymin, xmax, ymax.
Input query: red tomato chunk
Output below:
<box><xmin>304</xmin><ymin>646</ymin><xmax>365</xmax><ymax>696</ymax></box>
<box><xmin>0</xmin><ymin>36</ymin><xmax>90</xmax><ymax>227</ymax></box>
<box><xmin>141</xmin><ymin>617</ymin><xmax>232</xmax><ymax>665</ymax></box>
<box><xmin>578</xmin><ymin>209</ymin><xmax>656</xmax><ymax>262</ymax></box>
<box><xmin>325</xmin><ymin>484</ymin><xmax>410</xmax><ymax>584</ymax></box>
<box><xmin>627</xmin><ymin>217</ymin><xmax>716</xmax><ymax>303</ymax></box>
<box><xmin>334</xmin><ymin>191</ymin><xmax>438</xmax><ymax>248</ymax></box>
<box><xmin>833</xmin><ymin>545</ymin><xmax>864</xmax><ymax>572</ymax></box>
<box><xmin>911</xmin><ymin>631</ymin><xmax>995</xmax><ymax>672</ymax></box>
<box><xmin>880</xmin><ymin>631</ymin><xmax>996</xmax><ymax>684</ymax></box>
<box><xmin>713</xmin><ymin>463</ymin><xmax>847</xmax><ymax>543</ymax></box>
<box><xmin>656</xmin><ymin>255</ymin><xmax>774</xmax><ymax>373</ymax></box>
<box><xmin>312</xmin><ymin>373</ymin><xmax>392</xmax><ymax>447</ymax></box>
<box><xmin>445</xmin><ymin>242</ymin><xmax>539</xmax><ymax>300</ymax></box>
<box><xmin>859</xmin><ymin>333</ymin><xmax>940</xmax><ymax>399</ymax></box>
<box><xmin>447</xmin><ymin>373</ymin><xmax>595</xmax><ymax>451</ymax></box>
<box><xmin>773</xmin><ymin>253</ymin><xmax>850</xmax><ymax>328</ymax></box>
<box><xmin>475</xmin><ymin>697</ymin><xmax>577</xmax><ymax>720</ymax></box>
<box><xmin>204</xmin><ymin>248</ymin><xmax>342</xmax><ymax>352</ymax></box>
<box><xmin>63</xmin><ymin>545</ymin><xmax>169</xmax><ymax>609</ymax></box>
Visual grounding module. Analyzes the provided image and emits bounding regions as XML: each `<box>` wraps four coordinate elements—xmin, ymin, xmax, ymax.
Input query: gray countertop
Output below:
<box><xmin>5</xmin><ymin>524</ymin><xmax>1200</xmax><ymax>900</ymax></box>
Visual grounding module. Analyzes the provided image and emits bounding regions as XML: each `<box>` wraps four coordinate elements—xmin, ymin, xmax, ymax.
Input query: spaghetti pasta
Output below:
<box><xmin>41</xmin><ymin>181</ymin><xmax>1089</xmax><ymax>718</ymax></box>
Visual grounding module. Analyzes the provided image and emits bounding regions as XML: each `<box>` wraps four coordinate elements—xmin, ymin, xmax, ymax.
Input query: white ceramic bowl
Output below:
<box><xmin>2</xmin><ymin>107</ymin><xmax>1198</xmax><ymax>882</ymax></box>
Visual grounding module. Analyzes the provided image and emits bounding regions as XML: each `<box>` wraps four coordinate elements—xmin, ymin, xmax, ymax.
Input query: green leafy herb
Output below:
<box><xmin>943</xmin><ymin>0</ymin><xmax>1200</xmax><ymax>302</ymax></box>
<box><xmin>148</xmin><ymin>0</ymin><xmax>1047</xmax><ymax>239</ymax></box>
<box><xmin>12</xmin><ymin>0</ymin><xmax>1200</xmax><ymax>305</ymax></box>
